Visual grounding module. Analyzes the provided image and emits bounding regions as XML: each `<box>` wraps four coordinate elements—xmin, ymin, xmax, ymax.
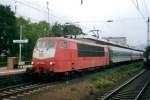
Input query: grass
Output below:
<box><xmin>91</xmin><ymin>61</ymin><xmax>143</xmax><ymax>89</ymax></box>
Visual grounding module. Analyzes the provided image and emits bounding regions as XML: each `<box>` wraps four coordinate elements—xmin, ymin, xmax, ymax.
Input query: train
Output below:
<box><xmin>144</xmin><ymin>46</ymin><xmax>150</xmax><ymax>68</ymax></box>
<box><xmin>27</xmin><ymin>37</ymin><xmax>143</xmax><ymax>76</ymax></box>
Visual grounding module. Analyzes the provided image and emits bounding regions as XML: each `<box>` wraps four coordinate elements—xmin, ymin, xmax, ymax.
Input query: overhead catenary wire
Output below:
<box><xmin>18</xmin><ymin>0</ymin><xmax>46</xmax><ymax>10</ymax></box>
<box><xmin>3</xmin><ymin>0</ymin><xmax>146</xmax><ymax>25</ymax></box>
<box><xmin>131</xmin><ymin>0</ymin><xmax>146</xmax><ymax>20</ymax></box>
<box><xmin>130</xmin><ymin>0</ymin><xmax>150</xmax><ymax>46</ymax></box>
<box><xmin>12</xmin><ymin>0</ymin><xmax>70</xmax><ymax>23</ymax></box>
<box><xmin>16</xmin><ymin>0</ymin><xmax>47</xmax><ymax>14</ymax></box>
<box><xmin>143</xmin><ymin>0</ymin><xmax>149</xmax><ymax>17</ymax></box>
<box><xmin>17</xmin><ymin>0</ymin><xmax>67</xmax><ymax>21</ymax></box>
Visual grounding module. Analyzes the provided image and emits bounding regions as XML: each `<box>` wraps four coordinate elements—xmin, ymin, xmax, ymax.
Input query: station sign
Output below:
<box><xmin>18</xmin><ymin>61</ymin><xmax>25</xmax><ymax>65</ymax></box>
<box><xmin>13</xmin><ymin>39</ymin><xmax>28</xmax><ymax>43</ymax></box>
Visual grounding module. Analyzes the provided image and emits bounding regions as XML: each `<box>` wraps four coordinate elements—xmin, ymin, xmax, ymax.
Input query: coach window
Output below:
<box><xmin>60</xmin><ymin>41</ymin><xmax>68</xmax><ymax>48</ymax></box>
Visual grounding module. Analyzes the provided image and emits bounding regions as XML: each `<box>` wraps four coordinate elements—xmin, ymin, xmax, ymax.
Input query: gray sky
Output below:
<box><xmin>1</xmin><ymin>0</ymin><xmax>150</xmax><ymax>46</ymax></box>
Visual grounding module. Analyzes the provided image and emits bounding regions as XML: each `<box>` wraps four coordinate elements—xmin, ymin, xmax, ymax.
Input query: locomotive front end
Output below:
<box><xmin>31</xmin><ymin>38</ymin><xmax>56</xmax><ymax>75</ymax></box>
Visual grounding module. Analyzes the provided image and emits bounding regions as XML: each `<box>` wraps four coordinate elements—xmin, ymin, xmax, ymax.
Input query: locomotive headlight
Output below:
<box><xmin>49</xmin><ymin>62</ymin><xmax>54</xmax><ymax>65</ymax></box>
<box><xmin>31</xmin><ymin>61</ymin><xmax>34</xmax><ymax>65</ymax></box>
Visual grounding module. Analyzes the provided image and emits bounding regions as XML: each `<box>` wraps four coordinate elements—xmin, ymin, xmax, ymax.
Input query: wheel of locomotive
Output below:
<box><xmin>25</xmin><ymin>68</ymin><xmax>37</xmax><ymax>81</ymax></box>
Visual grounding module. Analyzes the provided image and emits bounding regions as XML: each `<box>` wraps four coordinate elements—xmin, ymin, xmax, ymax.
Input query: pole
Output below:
<box><xmin>81</xmin><ymin>0</ymin><xmax>83</xmax><ymax>5</ymax></box>
<box><xmin>14</xmin><ymin>0</ymin><xmax>17</xmax><ymax>14</ymax></box>
<box><xmin>46</xmin><ymin>1</ymin><xmax>50</xmax><ymax>27</ymax></box>
<box><xmin>19</xmin><ymin>25</ymin><xmax>22</xmax><ymax>65</ymax></box>
<box><xmin>147</xmin><ymin>17</ymin><xmax>150</xmax><ymax>47</ymax></box>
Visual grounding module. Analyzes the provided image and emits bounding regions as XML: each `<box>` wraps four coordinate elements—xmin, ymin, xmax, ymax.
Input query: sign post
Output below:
<box><xmin>13</xmin><ymin>25</ymin><xmax>28</xmax><ymax>65</ymax></box>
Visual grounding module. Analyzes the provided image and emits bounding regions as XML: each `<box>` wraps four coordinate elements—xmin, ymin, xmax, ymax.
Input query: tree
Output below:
<box><xmin>51</xmin><ymin>22</ymin><xmax>63</xmax><ymax>37</ymax></box>
<box><xmin>63</xmin><ymin>24</ymin><xmax>83</xmax><ymax>37</ymax></box>
<box><xmin>16</xmin><ymin>17</ymin><xmax>51</xmax><ymax>60</ymax></box>
<box><xmin>0</xmin><ymin>4</ymin><xmax>18</xmax><ymax>56</ymax></box>
<box><xmin>51</xmin><ymin>23</ymin><xmax>83</xmax><ymax>37</ymax></box>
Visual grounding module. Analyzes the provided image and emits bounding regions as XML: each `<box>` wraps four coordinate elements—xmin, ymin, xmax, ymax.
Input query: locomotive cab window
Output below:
<box><xmin>60</xmin><ymin>41</ymin><xmax>68</xmax><ymax>48</ymax></box>
<box><xmin>36</xmin><ymin>40</ymin><xmax>55</xmax><ymax>49</ymax></box>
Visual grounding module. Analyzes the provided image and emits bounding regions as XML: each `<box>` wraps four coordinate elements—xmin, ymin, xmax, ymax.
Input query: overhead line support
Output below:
<box><xmin>147</xmin><ymin>17</ymin><xmax>150</xmax><ymax>47</ymax></box>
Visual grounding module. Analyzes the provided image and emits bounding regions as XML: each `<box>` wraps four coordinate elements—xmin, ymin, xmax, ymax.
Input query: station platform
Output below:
<box><xmin>0</xmin><ymin>65</ymin><xmax>32</xmax><ymax>76</ymax></box>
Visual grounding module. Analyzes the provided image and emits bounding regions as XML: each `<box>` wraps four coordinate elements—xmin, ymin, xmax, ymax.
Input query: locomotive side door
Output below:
<box><xmin>70</xmin><ymin>41</ymin><xmax>77</xmax><ymax>70</ymax></box>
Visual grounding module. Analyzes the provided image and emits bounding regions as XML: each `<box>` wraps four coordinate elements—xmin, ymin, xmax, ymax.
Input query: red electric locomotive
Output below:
<box><xmin>28</xmin><ymin>37</ymin><xmax>143</xmax><ymax>77</ymax></box>
<box><xmin>31</xmin><ymin>37</ymin><xmax>109</xmax><ymax>74</ymax></box>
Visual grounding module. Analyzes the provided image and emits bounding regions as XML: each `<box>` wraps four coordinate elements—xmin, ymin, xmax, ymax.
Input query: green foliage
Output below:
<box><xmin>16</xmin><ymin>17</ymin><xmax>51</xmax><ymax>61</ymax></box>
<box><xmin>95</xmin><ymin>79</ymin><xmax>114</xmax><ymax>88</ymax></box>
<box><xmin>63</xmin><ymin>24</ymin><xmax>83</xmax><ymax>37</ymax></box>
<box><xmin>51</xmin><ymin>22</ymin><xmax>83</xmax><ymax>37</ymax></box>
<box><xmin>91</xmin><ymin>62</ymin><xmax>143</xmax><ymax>89</ymax></box>
<box><xmin>52</xmin><ymin>22</ymin><xmax>63</xmax><ymax>37</ymax></box>
<box><xmin>0</xmin><ymin>4</ymin><xmax>18</xmax><ymax>56</ymax></box>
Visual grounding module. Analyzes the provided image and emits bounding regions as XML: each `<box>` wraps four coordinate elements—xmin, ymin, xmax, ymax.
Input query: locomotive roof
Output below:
<box><xmin>38</xmin><ymin>37</ymin><xmax>143</xmax><ymax>52</ymax></box>
<box><xmin>38</xmin><ymin>37</ymin><xmax>106</xmax><ymax>47</ymax></box>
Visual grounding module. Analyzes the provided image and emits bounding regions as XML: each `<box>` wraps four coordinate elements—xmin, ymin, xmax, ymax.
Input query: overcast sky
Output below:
<box><xmin>1</xmin><ymin>0</ymin><xmax>150</xmax><ymax>46</ymax></box>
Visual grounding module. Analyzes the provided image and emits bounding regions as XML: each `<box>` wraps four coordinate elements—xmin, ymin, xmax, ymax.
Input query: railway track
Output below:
<box><xmin>0</xmin><ymin>61</ymin><xmax>143</xmax><ymax>100</ymax></box>
<box><xmin>102</xmin><ymin>69</ymin><xmax>150</xmax><ymax>100</ymax></box>
<box><xmin>0</xmin><ymin>82</ymin><xmax>55</xmax><ymax>100</ymax></box>
<box><xmin>0</xmin><ymin>73</ymin><xmax>28</xmax><ymax>89</ymax></box>
<box><xmin>136</xmin><ymin>79</ymin><xmax>150</xmax><ymax>100</ymax></box>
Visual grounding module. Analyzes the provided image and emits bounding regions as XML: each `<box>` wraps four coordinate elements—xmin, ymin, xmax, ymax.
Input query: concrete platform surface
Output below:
<box><xmin>0</xmin><ymin>65</ymin><xmax>32</xmax><ymax>76</ymax></box>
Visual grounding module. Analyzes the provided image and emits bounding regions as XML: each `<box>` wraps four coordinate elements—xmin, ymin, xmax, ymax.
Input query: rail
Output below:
<box><xmin>102</xmin><ymin>69</ymin><xmax>150</xmax><ymax>100</ymax></box>
<box><xmin>0</xmin><ymin>82</ymin><xmax>56</xmax><ymax>100</ymax></box>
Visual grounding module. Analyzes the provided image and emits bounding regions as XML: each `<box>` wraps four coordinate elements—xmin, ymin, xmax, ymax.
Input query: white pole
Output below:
<box><xmin>19</xmin><ymin>25</ymin><xmax>22</xmax><ymax>65</ymax></box>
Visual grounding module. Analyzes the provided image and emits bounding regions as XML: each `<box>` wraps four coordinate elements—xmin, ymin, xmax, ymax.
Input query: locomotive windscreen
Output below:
<box><xmin>77</xmin><ymin>43</ymin><xmax>104</xmax><ymax>57</ymax></box>
<box><xmin>33</xmin><ymin>40</ymin><xmax>56</xmax><ymax>59</ymax></box>
<box><xmin>35</xmin><ymin>40</ymin><xmax>55</xmax><ymax>49</ymax></box>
